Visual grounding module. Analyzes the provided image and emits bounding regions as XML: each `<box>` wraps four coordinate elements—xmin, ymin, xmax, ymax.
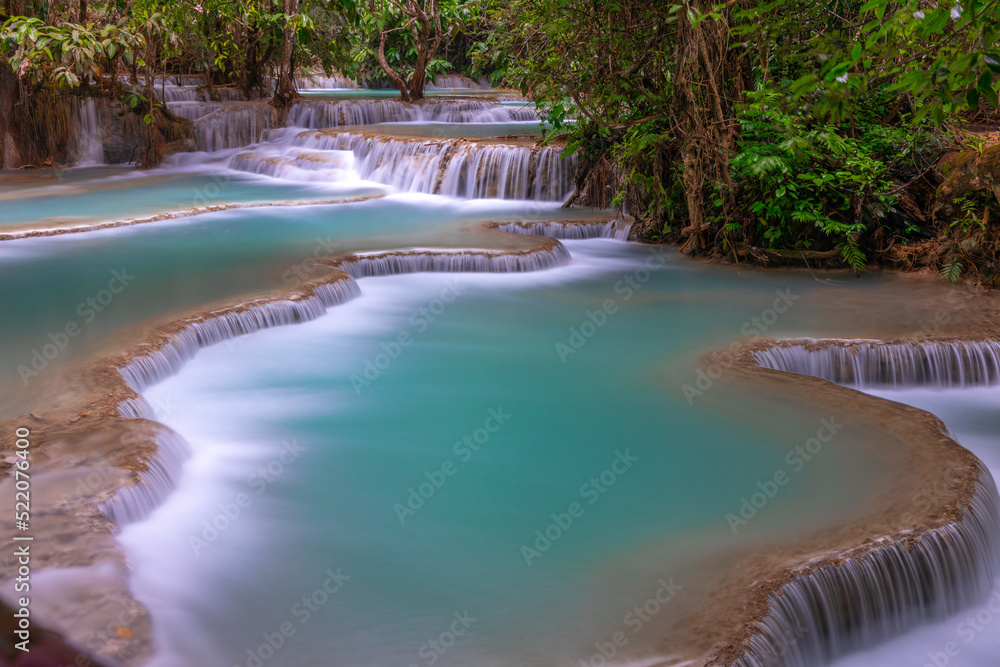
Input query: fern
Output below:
<box><xmin>841</xmin><ymin>243</ymin><xmax>866</xmax><ymax>272</ymax></box>
<box><xmin>940</xmin><ymin>258</ymin><xmax>963</xmax><ymax>283</ymax></box>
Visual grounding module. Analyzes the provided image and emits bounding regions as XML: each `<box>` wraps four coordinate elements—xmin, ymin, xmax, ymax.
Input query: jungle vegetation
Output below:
<box><xmin>3</xmin><ymin>0</ymin><xmax>1000</xmax><ymax>283</ymax></box>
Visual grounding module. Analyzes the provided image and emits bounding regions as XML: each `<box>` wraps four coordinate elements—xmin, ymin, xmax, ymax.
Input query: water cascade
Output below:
<box><xmin>294</xmin><ymin>72</ymin><xmax>361</xmax><ymax>89</ymax></box>
<box><xmin>755</xmin><ymin>340</ymin><xmax>1000</xmax><ymax>388</ymax></box>
<box><xmin>287</xmin><ymin>99</ymin><xmax>539</xmax><ymax>128</ymax></box>
<box><xmin>495</xmin><ymin>219</ymin><xmax>632</xmax><ymax>240</ymax></box>
<box><xmin>98</xmin><ymin>430</ymin><xmax>192</xmax><ymax>527</ymax></box>
<box><xmin>335</xmin><ymin>245</ymin><xmax>571</xmax><ymax>278</ymax></box>
<box><xmin>733</xmin><ymin>465</ymin><xmax>1000</xmax><ymax>667</ymax></box>
<box><xmin>99</xmin><ymin>279</ymin><xmax>361</xmax><ymax>529</ymax></box>
<box><xmin>167</xmin><ymin>101</ymin><xmax>226</xmax><ymax>121</ymax></box>
<box><xmin>425</xmin><ymin>74</ymin><xmax>491</xmax><ymax>89</ymax></box>
<box><xmin>228</xmin><ymin>149</ymin><xmax>355</xmax><ymax>182</ymax></box>
<box><xmin>101</xmin><ymin>240</ymin><xmax>573</xmax><ymax>531</ymax></box>
<box><xmin>191</xmin><ymin>102</ymin><xmax>277</xmax><ymax>152</ymax></box>
<box><xmin>728</xmin><ymin>338</ymin><xmax>1000</xmax><ymax>665</ymax></box>
<box><xmin>230</xmin><ymin>130</ymin><xmax>578</xmax><ymax>201</ymax></box>
<box><xmin>72</xmin><ymin>98</ymin><xmax>105</xmax><ymax>165</ymax></box>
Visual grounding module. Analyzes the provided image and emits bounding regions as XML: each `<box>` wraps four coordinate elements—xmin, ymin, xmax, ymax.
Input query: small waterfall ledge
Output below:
<box><xmin>754</xmin><ymin>339</ymin><xmax>1000</xmax><ymax>388</ymax></box>
<box><xmin>731</xmin><ymin>464</ymin><xmax>1000</xmax><ymax>667</ymax></box>
<box><xmin>100</xmin><ymin>241</ymin><xmax>572</xmax><ymax>528</ymax></box>
<box><xmin>230</xmin><ymin>130</ymin><xmax>577</xmax><ymax>201</ymax></box>
<box><xmin>102</xmin><ymin>279</ymin><xmax>362</xmax><ymax>529</ymax></box>
<box><xmin>495</xmin><ymin>219</ymin><xmax>632</xmax><ymax>240</ymax></box>
<box><xmin>720</xmin><ymin>338</ymin><xmax>1000</xmax><ymax>667</ymax></box>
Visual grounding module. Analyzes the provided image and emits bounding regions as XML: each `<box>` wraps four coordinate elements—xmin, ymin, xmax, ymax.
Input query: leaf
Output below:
<box><xmin>979</xmin><ymin>71</ymin><xmax>1000</xmax><ymax>106</ymax></box>
<box><xmin>985</xmin><ymin>53</ymin><xmax>1000</xmax><ymax>74</ymax></box>
<box><xmin>851</xmin><ymin>43</ymin><xmax>862</xmax><ymax>62</ymax></box>
<box><xmin>967</xmin><ymin>87</ymin><xmax>981</xmax><ymax>110</ymax></box>
<box><xmin>940</xmin><ymin>258</ymin><xmax>963</xmax><ymax>282</ymax></box>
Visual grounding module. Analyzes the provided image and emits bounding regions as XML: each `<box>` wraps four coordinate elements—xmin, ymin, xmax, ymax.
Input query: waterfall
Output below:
<box><xmin>192</xmin><ymin>103</ymin><xmax>277</xmax><ymax>151</ymax></box>
<box><xmin>167</xmin><ymin>101</ymin><xmax>225</xmax><ymax>121</ymax></box>
<box><xmin>754</xmin><ymin>340</ymin><xmax>1000</xmax><ymax>388</ymax></box>
<box><xmin>98</xmin><ymin>430</ymin><xmax>192</xmax><ymax>527</ymax></box>
<box><xmin>336</xmin><ymin>246</ymin><xmax>571</xmax><ymax>278</ymax></box>
<box><xmin>292</xmin><ymin>132</ymin><xmax>450</xmax><ymax>192</ymax></box>
<box><xmin>438</xmin><ymin>143</ymin><xmax>574</xmax><ymax>200</ymax></box>
<box><xmin>295</xmin><ymin>72</ymin><xmax>360</xmax><ymax>89</ymax></box>
<box><xmin>119</xmin><ymin>280</ymin><xmax>361</xmax><ymax>391</ymax></box>
<box><xmin>100</xmin><ymin>279</ymin><xmax>360</xmax><ymax>529</ymax></box>
<box><xmin>100</xmin><ymin>243</ymin><xmax>570</xmax><ymax>527</ymax></box>
<box><xmin>72</xmin><ymin>98</ymin><xmax>104</xmax><ymax>165</ymax></box>
<box><xmin>425</xmin><ymin>74</ymin><xmax>490</xmax><ymax>89</ymax></box>
<box><xmin>228</xmin><ymin>150</ymin><xmax>355</xmax><ymax>182</ymax></box>
<box><xmin>232</xmin><ymin>131</ymin><xmax>577</xmax><ymax>201</ymax></box>
<box><xmin>733</xmin><ymin>464</ymin><xmax>1000</xmax><ymax>667</ymax></box>
<box><xmin>287</xmin><ymin>99</ymin><xmax>539</xmax><ymax>128</ymax></box>
<box><xmin>496</xmin><ymin>220</ymin><xmax>632</xmax><ymax>240</ymax></box>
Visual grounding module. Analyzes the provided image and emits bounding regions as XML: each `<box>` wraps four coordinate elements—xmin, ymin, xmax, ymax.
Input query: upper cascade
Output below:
<box><xmin>72</xmin><ymin>98</ymin><xmax>105</xmax><ymax>165</ymax></box>
<box><xmin>287</xmin><ymin>99</ymin><xmax>539</xmax><ymax>128</ymax></box>
<box><xmin>227</xmin><ymin>130</ymin><xmax>576</xmax><ymax>201</ymax></box>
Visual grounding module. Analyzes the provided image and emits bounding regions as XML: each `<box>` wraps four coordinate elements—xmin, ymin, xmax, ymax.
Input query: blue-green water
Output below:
<box><xmin>3</xmin><ymin>111</ymin><xmax>986</xmax><ymax>667</ymax></box>
<box><xmin>116</xmin><ymin>239</ymin><xmax>895</xmax><ymax>667</ymax></box>
<box><xmin>0</xmin><ymin>165</ymin><xmax>369</xmax><ymax>232</ymax></box>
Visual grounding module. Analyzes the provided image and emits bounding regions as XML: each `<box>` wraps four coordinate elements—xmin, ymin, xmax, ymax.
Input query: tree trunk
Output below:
<box><xmin>79</xmin><ymin>0</ymin><xmax>87</xmax><ymax>22</ymax></box>
<box><xmin>370</xmin><ymin>0</ymin><xmax>443</xmax><ymax>103</ymax></box>
<box><xmin>274</xmin><ymin>0</ymin><xmax>298</xmax><ymax>107</ymax></box>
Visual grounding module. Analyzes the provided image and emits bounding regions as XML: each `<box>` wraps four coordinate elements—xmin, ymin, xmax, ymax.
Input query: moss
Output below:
<box><xmin>938</xmin><ymin>150</ymin><xmax>978</xmax><ymax>177</ymax></box>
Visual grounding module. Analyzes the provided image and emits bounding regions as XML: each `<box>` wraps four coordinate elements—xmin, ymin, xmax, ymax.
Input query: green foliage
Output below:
<box><xmin>731</xmin><ymin>96</ymin><xmax>899</xmax><ymax>266</ymax></box>
<box><xmin>941</xmin><ymin>257</ymin><xmax>964</xmax><ymax>283</ymax></box>
<box><xmin>0</xmin><ymin>16</ymin><xmax>143</xmax><ymax>89</ymax></box>
<box><xmin>734</xmin><ymin>0</ymin><xmax>1000</xmax><ymax>123</ymax></box>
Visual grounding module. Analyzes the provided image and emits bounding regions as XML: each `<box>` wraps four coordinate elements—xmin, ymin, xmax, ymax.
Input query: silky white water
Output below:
<box><xmin>4</xmin><ymin>92</ymin><xmax>1000</xmax><ymax>667</ymax></box>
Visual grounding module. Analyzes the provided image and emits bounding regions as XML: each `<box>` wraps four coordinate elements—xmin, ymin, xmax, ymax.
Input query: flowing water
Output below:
<box><xmin>3</xmin><ymin>89</ymin><xmax>1000</xmax><ymax>667</ymax></box>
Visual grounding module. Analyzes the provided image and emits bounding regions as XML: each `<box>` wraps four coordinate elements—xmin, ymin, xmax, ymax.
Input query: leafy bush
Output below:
<box><xmin>729</xmin><ymin>96</ymin><xmax>901</xmax><ymax>270</ymax></box>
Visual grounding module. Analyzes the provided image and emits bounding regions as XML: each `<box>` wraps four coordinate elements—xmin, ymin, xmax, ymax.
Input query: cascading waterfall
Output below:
<box><xmin>425</xmin><ymin>74</ymin><xmax>491</xmax><ymax>89</ymax></box>
<box><xmin>192</xmin><ymin>103</ymin><xmax>277</xmax><ymax>151</ymax></box>
<box><xmin>289</xmin><ymin>132</ymin><xmax>450</xmax><ymax>192</ymax></box>
<box><xmin>167</xmin><ymin>101</ymin><xmax>225</xmax><ymax>121</ymax></box>
<box><xmin>754</xmin><ymin>340</ymin><xmax>1000</xmax><ymax>388</ymax></box>
<box><xmin>336</xmin><ymin>246</ymin><xmax>571</xmax><ymax>278</ymax></box>
<box><xmin>100</xmin><ymin>241</ymin><xmax>571</xmax><ymax>529</ymax></box>
<box><xmin>731</xmin><ymin>337</ymin><xmax>1000</xmax><ymax>666</ymax></box>
<box><xmin>228</xmin><ymin>149</ymin><xmax>355</xmax><ymax>182</ymax></box>
<box><xmin>733</xmin><ymin>465</ymin><xmax>1000</xmax><ymax>667</ymax></box>
<box><xmin>103</xmin><ymin>279</ymin><xmax>361</xmax><ymax>528</ymax></box>
<box><xmin>72</xmin><ymin>98</ymin><xmax>105</xmax><ymax>165</ymax></box>
<box><xmin>98</xmin><ymin>430</ymin><xmax>191</xmax><ymax>527</ymax></box>
<box><xmin>295</xmin><ymin>72</ymin><xmax>360</xmax><ymax>89</ymax></box>
<box><xmin>439</xmin><ymin>143</ymin><xmax>575</xmax><ymax>200</ymax></box>
<box><xmin>287</xmin><ymin>99</ymin><xmax>539</xmax><ymax>128</ymax></box>
<box><xmin>496</xmin><ymin>220</ymin><xmax>632</xmax><ymax>240</ymax></box>
<box><xmin>232</xmin><ymin>131</ymin><xmax>577</xmax><ymax>201</ymax></box>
